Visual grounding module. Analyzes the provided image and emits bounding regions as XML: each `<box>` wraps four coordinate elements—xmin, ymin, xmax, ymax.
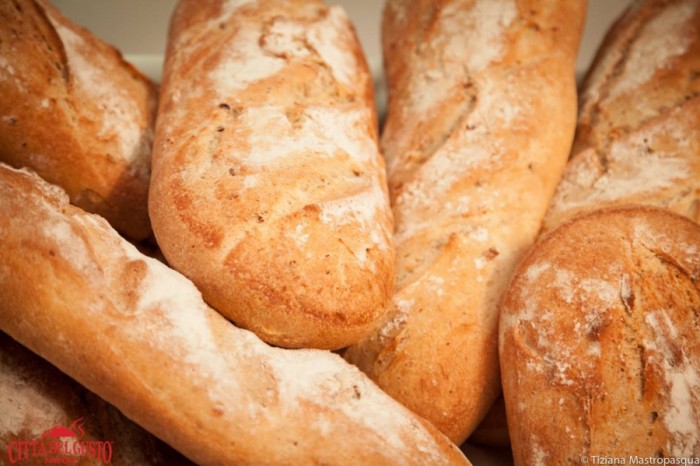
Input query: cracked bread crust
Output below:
<box><xmin>0</xmin><ymin>0</ymin><xmax>156</xmax><ymax>240</ymax></box>
<box><xmin>344</xmin><ymin>0</ymin><xmax>586</xmax><ymax>443</ymax></box>
<box><xmin>544</xmin><ymin>0</ymin><xmax>700</xmax><ymax>232</ymax></box>
<box><xmin>500</xmin><ymin>206</ymin><xmax>700</xmax><ymax>465</ymax></box>
<box><xmin>0</xmin><ymin>164</ymin><xmax>469</xmax><ymax>466</ymax></box>
<box><xmin>149</xmin><ymin>0</ymin><xmax>395</xmax><ymax>350</ymax></box>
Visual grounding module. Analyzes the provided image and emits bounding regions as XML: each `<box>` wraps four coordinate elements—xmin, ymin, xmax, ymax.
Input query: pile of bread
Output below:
<box><xmin>1</xmin><ymin>0</ymin><xmax>698</xmax><ymax>464</ymax></box>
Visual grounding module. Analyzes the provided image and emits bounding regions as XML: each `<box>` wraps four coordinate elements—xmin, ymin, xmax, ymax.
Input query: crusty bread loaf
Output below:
<box><xmin>0</xmin><ymin>0</ymin><xmax>156</xmax><ymax>240</ymax></box>
<box><xmin>344</xmin><ymin>0</ymin><xmax>586</xmax><ymax>443</ymax></box>
<box><xmin>544</xmin><ymin>0</ymin><xmax>700</xmax><ymax>232</ymax></box>
<box><xmin>0</xmin><ymin>164</ymin><xmax>469</xmax><ymax>466</ymax></box>
<box><xmin>0</xmin><ymin>332</ymin><xmax>193</xmax><ymax>466</ymax></box>
<box><xmin>149</xmin><ymin>0</ymin><xmax>395</xmax><ymax>350</ymax></box>
<box><xmin>499</xmin><ymin>206</ymin><xmax>700</xmax><ymax>465</ymax></box>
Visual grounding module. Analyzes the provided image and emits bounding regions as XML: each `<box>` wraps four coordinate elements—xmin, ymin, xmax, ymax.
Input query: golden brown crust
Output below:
<box><xmin>499</xmin><ymin>206</ymin><xmax>700</xmax><ymax>465</ymax></box>
<box><xmin>0</xmin><ymin>0</ymin><xmax>156</xmax><ymax>240</ymax></box>
<box><xmin>0</xmin><ymin>164</ymin><xmax>469</xmax><ymax>466</ymax></box>
<box><xmin>149</xmin><ymin>0</ymin><xmax>395</xmax><ymax>349</ymax></box>
<box><xmin>0</xmin><ymin>332</ymin><xmax>193</xmax><ymax>466</ymax></box>
<box><xmin>345</xmin><ymin>0</ymin><xmax>586</xmax><ymax>443</ymax></box>
<box><xmin>544</xmin><ymin>0</ymin><xmax>700</xmax><ymax>231</ymax></box>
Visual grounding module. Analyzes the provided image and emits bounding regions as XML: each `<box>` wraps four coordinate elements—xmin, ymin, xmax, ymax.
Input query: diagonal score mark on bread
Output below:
<box><xmin>149</xmin><ymin>0</ymin><xmax>395</xmax><ymax>350</ymax></box>
<box><xmin>0</xmin><ymin>0</ymin><xmax>157</xmax><ymax>241</ymax></box>
<box><xmin>499</xmin><ymin>206</ymin><xmax>700</xmax><ymax>464</ymax></box>
<box><xmin>499</xmin><ymin>1</ymin><xmax>700</xmax><ymax>459</ymax></box>
<box><xmin>344</xmin><ymin>0</ymin><xmax>587</xmax><ymax>444</ymax></box>
<box><xmin>543</xmin><ymin>0</ymin><xmax>700</xmax><ymax>232</ymax></box>
<box><xmin>0</xmin><ymin>163</ymin><xmax>470</xmax><ymax>465</ymax></box>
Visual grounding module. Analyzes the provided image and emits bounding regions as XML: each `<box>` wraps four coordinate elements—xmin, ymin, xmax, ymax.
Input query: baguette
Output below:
<box><xmin>0</xmin><ymin>164</ymin><xmax>469</xmax><ymax>466</ymax></box>
<box><xmin>149</xmin><ymin>0</ymin><xmax>395</xmax><ymax>349</ymax></box>
<box><xmin>543</xmin><ymin>0</ymin><xmax>700</xmax><ymax>231</ymax></box>
<box><xmin>0</xmin><ymin>332</ymin><xmax>193</xmax><ymax>466</ymax></box>
<box><xmin>0</xmin><ymin>0</ymin><xmax>156</xmax><ymax>241</ymax></box>
<box><xmin>345</xmin><ymin>0</ymin><xmax>586</xmax><ymax>443</ymax></box>
<box><xmin>499</xmin><ymin>206</ymin><xmax>700</xmax><ymax>464</ymax></box>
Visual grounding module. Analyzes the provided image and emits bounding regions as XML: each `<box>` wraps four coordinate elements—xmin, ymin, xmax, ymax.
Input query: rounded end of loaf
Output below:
<box><xmin>499</xmin><ymin>205</ymin><xmax>700</xmax><ymax>464</ymax></box>
<box><xmin>208</xmin><ymin>226</ymin><xmax>396</xmax><ymax>349</ymax></box>
<box><xmin>345</xmin><ymin>290</ymin><xmax>502</xmax><ymax>444</ymax></box>
<box><xmin>149</xmin><ymin>177</ymin><xmax>395</xmax><ymax>350</ymax></box>
<box><xmin>148</xmin><ymin>0</ymin><xmax>395</xmax><ymax>350</ymax></box>
<box><xmin>0</xmin><ymin>162</ymin><xmax>470</xmax><ymax>465</ymax></box>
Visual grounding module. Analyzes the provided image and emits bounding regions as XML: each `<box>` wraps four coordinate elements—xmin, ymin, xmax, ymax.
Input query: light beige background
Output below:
<box><xmin>54</xmin><ymin>0</ymin><xmax>632</xmax><ymax>77</ymax></box>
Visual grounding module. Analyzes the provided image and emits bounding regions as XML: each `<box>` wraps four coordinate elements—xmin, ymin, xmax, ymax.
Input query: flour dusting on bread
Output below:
<box><xmin>443</xmin><ymin>0</ymin><xmax>517</xmax><ymax>72</ymax></box>
<box><xmin>306</xmin><ymin>7</ymin><xmax>358</xmax><ymax>87</ymax></box>
<box><xmin>50</xmin><ymin>20</ymin><xmax>144</xmax><ymax>164</ymax></box>
<box><xmin>406</xmin><ymin>0</ymin><xmax>517</xmax><ymax>115</ymax></box>
<box><xmin>210</xmin><ymin>4</ymin><xmax>360</xmax><ymax>95</ymax></box>
<box><xmin>544</xmin><ymin>0</ymin><xmax>700</xmax><ymax>232</ymax></box>
<box><xmin>210</xmin><ymin>26</ymin><xmax>286</xmax><ymax>94</ymax></box>
<box><xmin>500</xmin><ymin>208</ymin><xmax>700</xmax><ymax>463</ymax></box>
<box><xmin>0</xmin><ymin>162</ymin><xmax>466</xmax><ymax>464</ymax></box>
<box><xmin>608</xmin><ymin>0</ymin><xmax>696</xmax><ymax>100</ymax></box>
<box><xmin>551</xmin><ymin>115</ymin><xmax>693</xmax><ymax>217</ymax></box>
<box><xmin>236</xmin><ymin>106</ymin><xmax>376</xmax><ymax>168</ymax></box>
<box><xmin>645</xmin><ymin>310</ymin><xmax>700</xmax><ymax>457</ymax></box>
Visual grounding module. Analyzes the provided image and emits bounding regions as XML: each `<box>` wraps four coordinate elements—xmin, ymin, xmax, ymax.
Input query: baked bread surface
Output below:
<box><xmin>0</xmin><ymin>0</ymin><xmax>156</xmax><ymax>240</ymax></box>
<box><xmin>544</xmin><ymin>0</ymin><xmax>700</xmax><ymax>231</ymax></box>
<box><xmin>149</xmin><ymin>0</ymin><xmax>395</xmax><ymax>350</ymax></box>
<box><xmin>345</xmin><ymin>0</ymin><xmax>586</xmax><ymax>443</ymax></box>
<box><xmin>0</xmin><ymin>164</ymin><xmax>469</xmax><ymax>466</ymax></box>
<box><xmin>500</xmin><ymin>206</ymin><xmax>700</xmax><ymax>465</ymax></box>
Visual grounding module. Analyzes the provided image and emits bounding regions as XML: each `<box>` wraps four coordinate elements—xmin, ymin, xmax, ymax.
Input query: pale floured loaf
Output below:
<box><xmin>0</xmin><ymin>164</ymin><xmax>469</xmax><ymax>466</ymax></box>
<box><xmin>345</xmin><ymin>0</ymin><xmax>586</xmax><ymax>443</ymax></box>
<box><xmin>499</xmin><ymin>206</ymin><xmax>700</xmax><ymax>465</ymax></box>
<box><xmin>543</xmin><ymin>0</ymin><xmax>700</xmax><ymax>231</ymax></box>
<box><xmin>0</xmin><ymin>332</ymin><xmax>193</xmax><ymax>466</ymax></box>
<box><xmin>149</xmin><ymin>0</ymin><xmax>395</xmax><ymax>350</ymax></box>
<box><xmin>0</xmin><ymin>0</ymin><xmax>156</xmax><ymax>240</ymax></box>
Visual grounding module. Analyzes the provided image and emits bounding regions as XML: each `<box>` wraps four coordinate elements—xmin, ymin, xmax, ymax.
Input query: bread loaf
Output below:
<box><xmin>499</xmin><ymin>206</ymin><xmax>700</xmax><ymax>464</ymax></box>
<box><xmin>0</xmin><ymin>0</ymin><xmax>156</xmax><ymax>241</ymax></box>
<box><xmin>544</xmin><ymin>0</ymin><xmax>700</xmax><ymax>231</ymax></box>
<box><xmin>0</xmin><ymin>332</ymin><xmax>193</xmax><ymax>466</ymax></box>
<box><xmin>345</xmin><ymin>0</ymin><xmax>586</xmax><ymax>443</ymax></box>
<box><xmin>148</xmin><ymin>0</ymin><xmax>395</xmax><ymax>350</ymax></box>
<box><xmin>0</xmin><ymin>164</ymin><xmax>469</xmax><ymax>466</ymax></box>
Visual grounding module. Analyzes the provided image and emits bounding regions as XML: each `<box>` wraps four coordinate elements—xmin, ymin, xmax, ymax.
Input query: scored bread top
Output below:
<box><xmin>0</xmin><ymin>163</ymin><xmax>468</xmax><ymax>465</ymax></box>
<box><xmin>500</xmin><ymin>206</ymin><xmax>700</xmax><ymax>464</ymax></box>
<box><xmin>0</xmin><ymin>0</ymin><xmax>156</xmax><ymax>240</ymax></box>
<box><xmin>345</xmin><ymin>0</ymin><xmax>586</xmax><ymax>443</ymax></box>
<box><xmin>544</xmin><ymin>0</ymin><xmax>700</xmax><ymax>231</ymax></box>
<box><xmin>149</xmin><ymin>0</ymin><xmax>395</xmax><ymax>349</ymax></box>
